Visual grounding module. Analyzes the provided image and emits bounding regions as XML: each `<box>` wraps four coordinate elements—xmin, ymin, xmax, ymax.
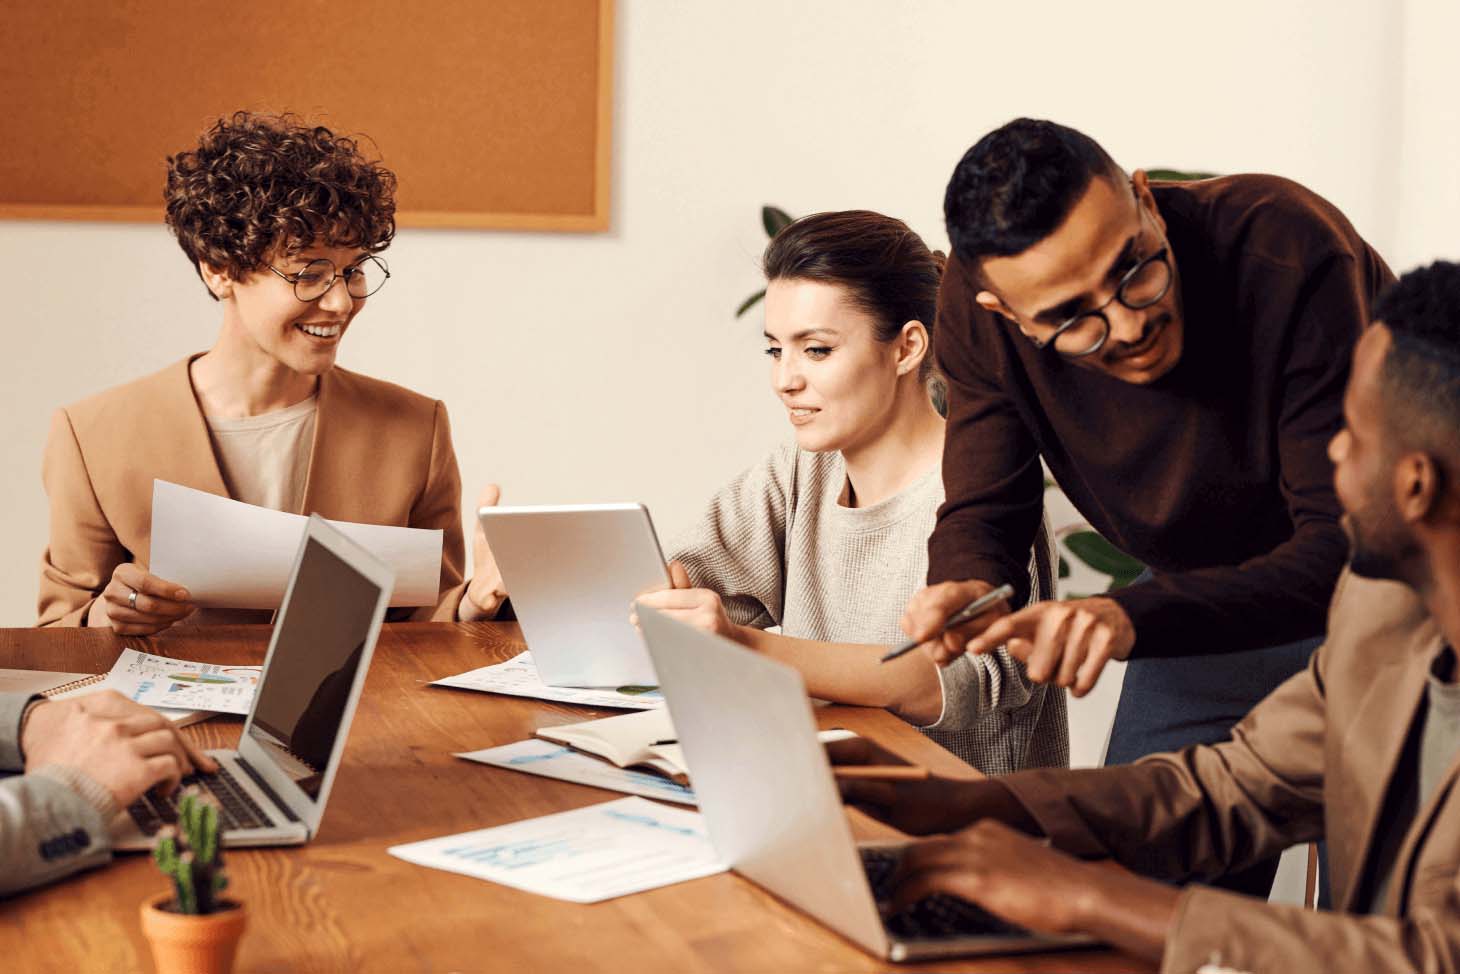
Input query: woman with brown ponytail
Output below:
<box><xmin>638</xmin><ymin>210</ymin><xmax>1067</xmax><ymax>774</ymax></box>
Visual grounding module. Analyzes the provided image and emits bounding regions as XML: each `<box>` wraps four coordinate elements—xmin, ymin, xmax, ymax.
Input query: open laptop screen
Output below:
<box><xmin>246</xmin><ymin>535</ymin><xmax>381</xmax><ymax>801</ymax></box>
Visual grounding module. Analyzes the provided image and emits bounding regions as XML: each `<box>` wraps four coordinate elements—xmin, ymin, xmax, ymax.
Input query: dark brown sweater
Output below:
<box><xmin>929</xmin><ymin>174</ymin><xmax>1394</xmax><ymax>657</ymax></box>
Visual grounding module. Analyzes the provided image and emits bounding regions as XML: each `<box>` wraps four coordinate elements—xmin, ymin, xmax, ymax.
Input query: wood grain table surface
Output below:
<box><xmin>0</xmin><ymin>623</ymin><xmax>1153</xmax><ymax>973</ymax></box>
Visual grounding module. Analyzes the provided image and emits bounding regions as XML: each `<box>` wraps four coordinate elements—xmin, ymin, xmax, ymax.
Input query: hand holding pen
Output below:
<box><xmin>890</xmin><ymin>581</ymin><xmax>1016</xmax><ymax>665</ymax></box>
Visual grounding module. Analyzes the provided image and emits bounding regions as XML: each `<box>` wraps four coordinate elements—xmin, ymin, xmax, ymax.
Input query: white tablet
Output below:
<box><xmin>477</xmin><ymin>503</ymin><xmax>670</xmax><ymax>688</ymax></box>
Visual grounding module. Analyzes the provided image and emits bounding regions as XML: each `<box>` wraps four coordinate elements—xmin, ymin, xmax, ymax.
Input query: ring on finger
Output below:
<box><xmin>128</xmin><ymin>588</ymin><xmax>140</xmax><ymax>610</ymax></box>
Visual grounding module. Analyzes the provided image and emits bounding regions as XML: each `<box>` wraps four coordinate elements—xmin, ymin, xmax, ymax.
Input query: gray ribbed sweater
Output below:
<box><xmin>668</xmin><ymin>443</ymin><xmax>1068</xmax><ymax>774</ymax></box>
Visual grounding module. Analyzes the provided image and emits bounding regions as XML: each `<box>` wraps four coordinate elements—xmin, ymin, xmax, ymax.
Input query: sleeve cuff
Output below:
<box><xmin>33</xmin><ymin>765</ymin><xmax>122</xmax><ymax>823</ymax></box>
<box><xmin>0</xmin><ymin>693</ymin><xmax>43</xmax><ymax>771</ymax></box>
<box><xmin>916</xmin><ymin>661</ymin><xmax>953</xmax><ymax>730</ymax></box>
<box><xmin>997</xmin><ymin>768</ymin><xmax>1112</xmax><ymax>858</ymax></box>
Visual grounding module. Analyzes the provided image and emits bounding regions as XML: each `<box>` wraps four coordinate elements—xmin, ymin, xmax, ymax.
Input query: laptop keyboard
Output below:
<box><xmin>860</xmin><ymin>846</ymin><xmax>1027</xmax><ymax>940</ymax></box>
<box><xmin>126</xmin><ymin>764</ymin><xmax>271</xmax><ymax>836</ymax></box>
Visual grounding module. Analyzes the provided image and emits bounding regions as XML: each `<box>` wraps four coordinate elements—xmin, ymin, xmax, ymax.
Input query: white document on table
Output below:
<box><xmin>458</xmin><ymin>739</ymin><xmax>697</xmax><ymax>806</ymax></box>
<box><xmin>100</xmin><ymin>649</ymin><xmax>260</xmax><ymax>716</ymax></box>
<box><xmin>432</xmin><ymin>651</ymin><xmax>664</xmax><ymax>710</ymax></box>
<box><xmin>149</xmin><ymin>480</ymin><xmax>441</xmax><ymax>609</ymax></box>
<box><xmin>387</xmin><ymin>796</ymin><xmax>725</xmax><ymax>903</ymax></box>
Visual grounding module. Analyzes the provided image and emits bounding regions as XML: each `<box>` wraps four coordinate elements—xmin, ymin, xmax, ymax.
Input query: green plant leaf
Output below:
<box><xmin>1063</xmin><ymin>531</ymin><xmax>1145</xmax><ymax>590</ymax></box>
<box><xmin>1145</xmin><ymin>169</ymin><xmax>1218</xmax><ymax>182</ymax></box>
<box><xmin>761</xmin><ymin>205</ymin><xmax>794</xmax><ymax>238</ymax></box>
<box><xmin>735</xmin><ymin>289</ymin><xmax>766</xmax><ymax>318</ymax></box>
<box><xmin>1058</xmin><ymin>556</ymin><xmax>1070</xmax><ymax>579</ymax></box>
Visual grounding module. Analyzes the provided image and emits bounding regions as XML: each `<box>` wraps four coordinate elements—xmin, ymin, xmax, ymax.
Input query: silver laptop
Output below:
<box><xmin>636</xmin><ymin>605</ymin><xmax>1095</xmax><ymax>962</ymax></box>
<box><xmin>477</xmin><ymin>503</ymin><xmax>669</xmax><ymax>688</ymax></box>
<box><xmin>114</xmin><ymin>515</ymin><xmax>393</xmax><ymax>850</ymax></box>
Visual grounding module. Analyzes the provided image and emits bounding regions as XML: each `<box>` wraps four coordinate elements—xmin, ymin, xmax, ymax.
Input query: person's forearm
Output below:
<box><xmin>0</xmin><ymin>773</ymin><xmax>112</xmax><ymax>897</ymax></box>
<box><xmin>1111</xmin><ymin>522</ymin><xmax>1347</xmax><ymax>657</ymax></box>
<box><xmin>1070</xmin><ymin>861</ymin><xmax>1180</xmax><ymax>963</ymax></box>
<box><xmin>732</xmin><ymin>627</ymin><xmax>944</xmax><ymax>724</ymax></box>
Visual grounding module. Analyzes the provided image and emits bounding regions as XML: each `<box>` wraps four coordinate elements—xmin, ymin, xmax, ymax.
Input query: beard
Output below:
<box><xmin>1343</xmin><ymin>511</ymin><xmax>1406</xmax><ymax>581</ymax></box>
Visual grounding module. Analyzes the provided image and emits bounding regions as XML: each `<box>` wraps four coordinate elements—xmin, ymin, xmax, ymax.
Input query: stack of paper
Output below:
<box><xmin>61</xmin><ymin>649</ymin><xmax>262</xmax><ymax>721</ymax></box>
<box><xmin>388</xmin><ymin>797</ymin><xmax>726</xmax><ymax>903</ymax></box>
<box><xmin>432</xmin><ymin>651</ymin><xmax>664</xmax><ymax>710</ymax></box>
<box><xmin>458</xmin><ymin>741</ymin><xmax>696</xmax><ymax>805</ymax></box>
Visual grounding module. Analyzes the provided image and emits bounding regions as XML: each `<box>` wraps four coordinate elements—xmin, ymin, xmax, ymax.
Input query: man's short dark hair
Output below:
<box><xmin>944</xmin><ymin>118</ymin><xmax>1122</xmax><ymax>264</ymax></box>
<box><xmin>1375</xmin><ymin>261</ymin><xmax>1460</xmax><ymax>470</ymax></box>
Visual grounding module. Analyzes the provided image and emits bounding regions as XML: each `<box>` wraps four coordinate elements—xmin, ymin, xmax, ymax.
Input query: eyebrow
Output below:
<box><xmin>1030</xmin><ymin>233</ymin><xmax>1140</xmax><ymax>325</ymax></box>
<box><xmin>764</xmin><ymin>328</ymin><xmax>837</xmax><ymax>342</ymax></box>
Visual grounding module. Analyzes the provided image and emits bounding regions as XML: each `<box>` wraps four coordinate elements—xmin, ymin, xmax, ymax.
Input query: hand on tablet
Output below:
<box><xmin>88</xmin><ymin>562</ymin><xmax>195</xmax><ymax>635</ymax></box>
<box><xmin>631</xmin><ymin>561</ymin><xmax>741</xmax><ymax>643</ymax></box>
<box><xmin>460</xmin><ymin>483</ymin><xmax>509</xmax><ymax>621</ymax></box>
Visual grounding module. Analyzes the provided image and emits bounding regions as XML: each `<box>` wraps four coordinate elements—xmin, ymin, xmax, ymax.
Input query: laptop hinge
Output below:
<box><xmin>235</xmin><ymin>756</ymin><xmax>303</xmax><ymax>824</ymax></box>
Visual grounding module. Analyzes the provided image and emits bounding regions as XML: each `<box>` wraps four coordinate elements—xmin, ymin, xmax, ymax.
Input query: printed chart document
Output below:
<box><xmin>432</xmin><ymin>651</ymin><xmax>663</xmax><ymax>710</ymax></box>
<box><xmin>150</xmin><ymin>480</ymin><xmax>440</xmax><ymax>609</ymax></box>
<box><xmin>458</xmin><ymin>740</ymin><xmax>696</xmax><ymax>806</ymax></box>
<box><xmin>388</xmin><ymin>796</ymin><xmax>725</xmax><ymax>902</ymax></box>
<box><xmin>97</xmin><ymin>649</ymin><xmax>260</xmax><ymax>716</ymax></box>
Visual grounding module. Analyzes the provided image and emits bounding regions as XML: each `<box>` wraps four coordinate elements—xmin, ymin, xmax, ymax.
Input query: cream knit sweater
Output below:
<box><xmin>668</xmin><ymin>442</ymin><xmax>1068</xmax><ymax>774</ymax></box>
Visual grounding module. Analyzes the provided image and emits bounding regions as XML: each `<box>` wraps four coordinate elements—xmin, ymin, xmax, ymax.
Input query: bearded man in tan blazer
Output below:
<box><xmin>838</xmin><ymin>260</ymin><xmax>1460</xmax><ymax>972</ymax></box>
<box><xmin>38</xmin><ymin>112</ymin><xmax>507</xmax><ymax>632</ymax></box>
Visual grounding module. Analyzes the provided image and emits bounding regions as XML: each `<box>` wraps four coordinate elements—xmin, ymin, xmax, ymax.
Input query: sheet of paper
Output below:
<box><xmin>149</xmin><ymin>480</ymin><xmax>441</xmax><ymax>609</ymax></box>
<box><xmin>458</xmin><ymin>740</ymin><xmax>696</xmax><ymax>806</ymax></box>
<box><xmin>432</xmin><ymin>651</ymin><xmax>664</xmax><ymax>710</ymax></box>
<box><xmin>387</xmin><ymin>796</ymin><xmax>724</xmax><ymax>903</ymax></box>
<box><xmin>100</xmin><ymin>649</ymin><xmax>260</xmax><ymax>716</ymax></box>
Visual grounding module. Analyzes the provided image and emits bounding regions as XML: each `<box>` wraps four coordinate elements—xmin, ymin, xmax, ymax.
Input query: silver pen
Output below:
<box><xmin>879</xmin><ymin>583</ymin><xmax>1015</xmax><ymax>663</ymax></box>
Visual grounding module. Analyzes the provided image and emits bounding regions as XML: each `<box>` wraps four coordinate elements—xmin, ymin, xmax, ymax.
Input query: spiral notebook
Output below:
<box><xmin>0</xmin><ymin>669</ymin><xmax>210</xmax><ymax>726</ymax></box>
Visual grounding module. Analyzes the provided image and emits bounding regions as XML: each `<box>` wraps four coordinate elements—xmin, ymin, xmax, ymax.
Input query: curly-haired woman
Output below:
<box><xmin>38</xmin><ymin>112</ymin><xmax>507</xmax><ymax>633</ymax></box>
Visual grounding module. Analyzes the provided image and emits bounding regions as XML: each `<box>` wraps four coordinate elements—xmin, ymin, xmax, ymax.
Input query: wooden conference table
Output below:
<box><xmin>0</xmin><ymin>623</ymin><xmax>1152</xmax><ymax>973</ymax></box>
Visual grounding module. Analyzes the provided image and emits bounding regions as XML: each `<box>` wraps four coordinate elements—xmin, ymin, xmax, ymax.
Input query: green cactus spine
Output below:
<box><xmin>150</xmin><ymin>788</ymin><xmax>230</xmax><ymax>914</ymax></box>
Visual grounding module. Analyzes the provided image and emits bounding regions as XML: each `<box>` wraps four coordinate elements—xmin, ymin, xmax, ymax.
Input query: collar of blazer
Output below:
<box><xmin>1339</xmin><ymin>606</ymin><xmax>1447</xmax><ymax>913</ymax></box>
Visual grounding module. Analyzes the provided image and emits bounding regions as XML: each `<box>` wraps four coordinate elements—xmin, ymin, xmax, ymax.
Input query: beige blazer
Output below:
<box><xmin>39</xmin><ymin>356</ymin><xmax>467</xmax><ymax>627</ymax></box>
<box><xmin>999</xmin><ymin>571</ymin><xmax>1460</xmax><ymax>973</ymax></box>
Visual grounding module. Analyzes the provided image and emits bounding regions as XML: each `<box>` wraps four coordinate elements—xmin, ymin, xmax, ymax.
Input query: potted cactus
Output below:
<box><xmin>139</xmin><ymin>790</ymin><xmax>247</xmax><ymax>974</ymax></box>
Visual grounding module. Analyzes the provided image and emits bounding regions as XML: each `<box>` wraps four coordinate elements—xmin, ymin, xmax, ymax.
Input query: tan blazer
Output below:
<box><xmin>39</xmin><ymin>356</ymin><xmax>467</xmax><ymax>627</ymax></box>
<box><xmin>998</xmin><ymin>571</ymin><xmax>1459</xmax><ymax>973</ymax></box>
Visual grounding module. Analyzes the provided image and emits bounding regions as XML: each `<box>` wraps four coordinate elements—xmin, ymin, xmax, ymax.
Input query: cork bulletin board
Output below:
<box><xmin>0</xmin><ymin>0</ymin><xmax>613</xmax><ymax>231</ymax></box>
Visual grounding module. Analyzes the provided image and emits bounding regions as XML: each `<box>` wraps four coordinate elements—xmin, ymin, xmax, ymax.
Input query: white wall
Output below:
<box><xmin>8</xmin><ymin>0</ymin><xmax>1444</xmax><ymax>904</ymax></box>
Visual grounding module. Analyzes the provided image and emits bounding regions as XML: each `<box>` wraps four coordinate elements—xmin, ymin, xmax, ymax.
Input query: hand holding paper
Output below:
<box><xmin>149</xmin><ymin>480</ymin><xmax>440</xmax><ymax>609</ymax></box>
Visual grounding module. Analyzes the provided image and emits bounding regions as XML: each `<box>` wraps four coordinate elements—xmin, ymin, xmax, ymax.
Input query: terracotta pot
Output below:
<box><xmin>139</xmin><ymin>893</ymin><xmax>247</xmax><ymax>974</ymax></box>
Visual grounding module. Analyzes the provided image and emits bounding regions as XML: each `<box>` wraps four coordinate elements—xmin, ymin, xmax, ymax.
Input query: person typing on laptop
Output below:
<box><xmin>838</xmin><ymin>263</ymin><xmax>1460</xmax><ymax>972</ymax></box>
<box><xmin>0</xmin><ymin>691</ymin><xmax>213</xmax><ymax>896</ymax></box>
<box><xmin>637</xmin><ymin>210</ymin><xmax>1065</xmax><ymax>775</ymax></box>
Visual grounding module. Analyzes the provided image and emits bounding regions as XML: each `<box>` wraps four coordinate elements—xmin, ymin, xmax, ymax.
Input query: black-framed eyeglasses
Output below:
<box><xmin>1031</xmin><ymin>243</ymin><xmax>1172</xmax><ymax>359</ymax></box>
<box><xmin>268</xmin><ymin>256</ymin><xmax>391</xmax><ymax>303</ymax></box>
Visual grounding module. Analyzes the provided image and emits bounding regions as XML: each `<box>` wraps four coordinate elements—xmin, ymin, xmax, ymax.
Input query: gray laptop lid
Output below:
<box><xmin>637</xmin><ymin>605</ymin><xmax>888</xmax><ymax>956</ymax></box>
<box><xmin>235</xmin><ymin>515</ymin><xmax>394</xmax><ymax>835</ymax></box>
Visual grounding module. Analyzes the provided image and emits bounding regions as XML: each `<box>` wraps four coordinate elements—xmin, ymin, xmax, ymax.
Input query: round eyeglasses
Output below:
<box><xmin>268</xmin><ymin>256</ymin><xmax>391</xmax><ymax>303</ymax></box>
<box><xmin>1033</xmin><ymin>247</ymin><xmax>1173</xmax><ymax>358</ymax></box>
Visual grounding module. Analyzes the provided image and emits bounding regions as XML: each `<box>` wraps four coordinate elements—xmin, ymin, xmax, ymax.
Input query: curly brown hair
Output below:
<box><xmin>164</xmin><ymin>112</ymin><xmax>397</xmax><ymax>299</ymax></box>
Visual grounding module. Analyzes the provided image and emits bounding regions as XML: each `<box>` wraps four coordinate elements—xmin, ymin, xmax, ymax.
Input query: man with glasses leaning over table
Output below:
<box><xmin>900</xmin><ymin>118</ymin><xmax>1393</xmax><ymax>896</ymax></box>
